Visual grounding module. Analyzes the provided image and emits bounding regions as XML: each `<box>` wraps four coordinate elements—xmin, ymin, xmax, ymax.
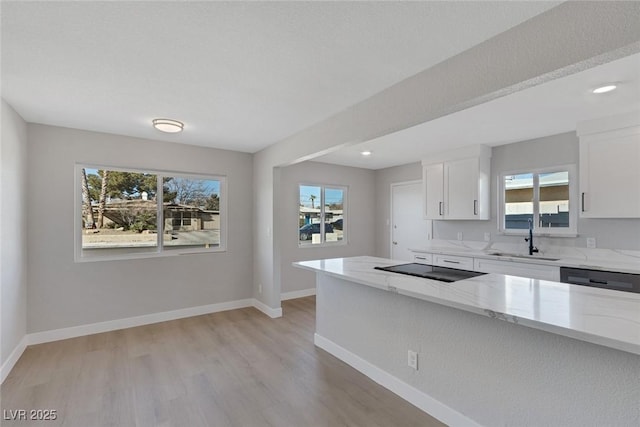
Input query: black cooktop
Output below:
<box><xmin>374</xmin><ymin>263</ymin><xmax>487</xmax><ymax>283</ymax></box>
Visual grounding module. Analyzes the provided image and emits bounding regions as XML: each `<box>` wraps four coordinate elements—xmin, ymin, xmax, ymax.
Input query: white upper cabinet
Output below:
<box><xmin>423</xmin><ymin>163</ymin><xmax>444</xmax><ymax>218</ymax></box>
<box><xmin>422</xmin><ymin>145</ymin><xmax>491</xmax><ymax>220</ymax></box>
<box><xmin>446</xmin><ymin>158</ymin><xmax>480</xmax><ymax>219</ymax></box>
<box><xmin>577</xmin><ymin>113</ymin><xmax>640</xmax><ymax>218</ymax></box>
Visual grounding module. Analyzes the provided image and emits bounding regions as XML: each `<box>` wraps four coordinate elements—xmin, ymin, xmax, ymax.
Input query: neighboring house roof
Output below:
<box><xmin>299</xmin><ymin>207</ymin><xmax>321</xmax><ymax>213</ymax></box>
<box><xmin>93</xmin><ymin>200</ymin><xmax>219</xmax><ymax>214</ymax></box>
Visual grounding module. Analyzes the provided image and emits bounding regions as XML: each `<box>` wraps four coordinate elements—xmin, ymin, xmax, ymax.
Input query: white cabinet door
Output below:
<box><xmin>474</xmin><ymin>258</ymin><xmax>560</xmax><ymax>281</ymax></box>
<box><xmin>580</xmin><ymin>131</ymin><xmax>640</xmax><ymax>218</ymax></box>
<box><xmin>423</xmin><ymin>163</ymin><xmax>444</xmax><ymax>219</ymax></box>
<box><xmin>422</xmin><ymin>146</ymin><xmax>491</xmax><ymax>220</ymax></box>
<box><xmin>445</xmin><ymin>158</ymin><xmax>478</xmax><ymax>219</ymax></box>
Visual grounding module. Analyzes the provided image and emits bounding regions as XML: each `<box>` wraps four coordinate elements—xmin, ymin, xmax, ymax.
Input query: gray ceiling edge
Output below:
<box><xmin>263</xmin><ymin>1</ymin><xmax>640</xmax><ymax>168</ymax></box>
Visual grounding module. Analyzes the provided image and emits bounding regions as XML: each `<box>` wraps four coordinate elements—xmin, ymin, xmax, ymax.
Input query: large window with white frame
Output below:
<box><xmin>499</xmin><ymin>165</ymin><xmax>577</xmax><ymax>236</ymax></box>
<box><xmin>77</xmin><ymin>165</ymin><xmax>226</xmax><ymax>260</ymax></box>
<box><xmin>298</xmin><ymin>184</ymin><xmax>346</xmax><ymax>246</ymax></box>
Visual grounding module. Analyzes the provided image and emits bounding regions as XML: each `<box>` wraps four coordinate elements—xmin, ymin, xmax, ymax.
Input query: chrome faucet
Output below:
<box><xmin>524</xmin><ymin>218</ymin><xmax>539</xmax><ymax>256</ymax></box>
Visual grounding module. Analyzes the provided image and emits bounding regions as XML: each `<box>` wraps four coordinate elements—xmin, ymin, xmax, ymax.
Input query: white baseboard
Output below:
<box><xmin>281</xmin><ymin>288</ymin><xmax>316</xmax><ymax>301</ymax></box>
<box><xmin>314</xmin><ymin>333</ymin><xmax>481</xmax><ymax>427</ymax></box>
<box><xmin>252</xmin><ymin>298</ymin><xmax>283</xmax><ymax>318</ymax></box>
<box><xmin>1</xmin><ymin>335</ymin><xmax>28</xmax><ymax>384</ymax></box>
<box><xmin>28</xmin><ymin>298</ymin><xmax>255</xmax><ymax>345</ymax></box>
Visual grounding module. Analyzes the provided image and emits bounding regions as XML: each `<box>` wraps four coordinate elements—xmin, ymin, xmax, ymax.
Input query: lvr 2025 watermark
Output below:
<box><xmin>3</xmin><ymin>409</ymin><xmax>58</xmax><ymax>421</ymax></box>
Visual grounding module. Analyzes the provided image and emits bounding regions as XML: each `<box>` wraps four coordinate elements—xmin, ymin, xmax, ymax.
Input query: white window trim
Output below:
<box><xmin>497</xmin><ymin>164</ymin><xmax>578</xmax><ymax>237</ymax></box>
<box><xmin>298</xmin><ymin>183</ymin><xmax>348</xmax><ymax>248</ymax></box>
<box><xmin>75</xmin><ymin>164</ymin><xmax>227</xmax><ymax>262</ymax></box>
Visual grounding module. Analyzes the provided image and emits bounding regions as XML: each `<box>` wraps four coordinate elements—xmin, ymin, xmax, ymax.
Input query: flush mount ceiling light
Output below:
<box><xmin>361</xmin><ymin>150</ymin><xmax>372</xmax><ymax>156</ymax></box>
<box><xmin>592</xmin><ymin>84</ymin><xmax>617</xmax><ymax>94</ymax></box>
<box><xmin>152</xmin><ymin>118</ymin><xmax>184</xmax><ymax>133</ymax></box>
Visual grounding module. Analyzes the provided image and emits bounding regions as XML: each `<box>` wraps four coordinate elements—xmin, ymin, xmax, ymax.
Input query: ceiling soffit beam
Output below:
<box><xmin>261</xmin><ymin>1</ymin><xmax>640</xmax><ymax>167</ymax></box>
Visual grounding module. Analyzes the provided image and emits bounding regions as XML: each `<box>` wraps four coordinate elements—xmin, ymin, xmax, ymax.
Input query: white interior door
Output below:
<box><xmin>391</xmin><ymin>181</ymin><xmax>431</xmax><ymax>261</ymax></box>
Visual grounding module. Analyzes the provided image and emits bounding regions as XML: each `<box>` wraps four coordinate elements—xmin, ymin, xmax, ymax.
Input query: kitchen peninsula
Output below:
<box><xmin>295</xmin><ymin>256</ymin><xmax>640</xmax><ymax>426</ymax></box>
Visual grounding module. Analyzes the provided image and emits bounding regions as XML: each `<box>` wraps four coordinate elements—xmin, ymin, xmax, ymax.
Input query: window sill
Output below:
<box><xmin>298</xmin><ymin>241</ymin><xmax>348</xmax><ymax>249</ymax></box>
<box><xmin>75</xmin><ymin>247</ymin><xmax>227</xmax><ymax>263</ymax></box>
<box><xmin>499</xmin><ymin>231</ymin><xmax>578</xmax><ymax>238</ymax></box>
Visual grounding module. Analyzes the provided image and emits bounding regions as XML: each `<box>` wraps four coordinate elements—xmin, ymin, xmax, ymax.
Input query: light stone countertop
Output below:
<box><xmin>294</xmin><ymin>256</ymin><xmax>640</xmax><ymax>356</ymax></box>
<box><xmin>408</xmin><ymin>240</ymin><xmax>640</xmax><ymax>274</ymax></box>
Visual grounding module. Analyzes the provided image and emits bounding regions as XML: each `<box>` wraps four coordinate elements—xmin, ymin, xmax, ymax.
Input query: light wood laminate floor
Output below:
<box><xmin>1</xmin><ymin>297</ymin><xmax>445</xmax><ymax>427</ymax></box>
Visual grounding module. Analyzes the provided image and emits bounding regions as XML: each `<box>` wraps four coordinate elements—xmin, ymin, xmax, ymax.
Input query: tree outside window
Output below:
<box><xmin>78</xmin><ymin>165</ymin><xmax>225</xmax><ymax>260</ymax></box>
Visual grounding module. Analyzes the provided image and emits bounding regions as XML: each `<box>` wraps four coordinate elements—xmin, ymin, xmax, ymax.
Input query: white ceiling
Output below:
<box><xmin>2</xmin><ymin>1</ymin><xmax>561</xmax><ymax>153</ymax></box>
<box><xmin>316</xmin><ymin>52</ymin><xmax>640</xmax><ymax>169</ymax></box>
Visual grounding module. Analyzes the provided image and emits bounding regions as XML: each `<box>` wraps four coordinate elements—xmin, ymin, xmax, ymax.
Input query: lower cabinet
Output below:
<box><xmin>432</xmin><ymin>254</ymin><xmax>475</xmax><ymax>270</ymax></box>
<box><xmin>411</xmin><ymin>252</ymin><xmax>433</xmax><ymax>265</ymax></box>
<box><xmin>409</xmin><ymin>251</ymin><xmax>561</xmax><ymax>281</ymax></box>
<box><xmin>474</xmin><ymin>258</ymin><xmax>560</xmax><ymax>281</ymax></box>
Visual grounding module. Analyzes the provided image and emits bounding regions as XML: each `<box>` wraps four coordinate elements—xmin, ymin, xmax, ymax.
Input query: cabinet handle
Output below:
<box><xmin>415</xmin><ymin>256</ymin><xmax>426</xmax><ymax>260</ymax></box>
<box><xmin>439</xmin><ymin>201</ymin><xmax>443</xmax><ymax>216</ymax></box>
<box><xmin>581</xmin><ymin>192</ymin><xmax>585</xmax><ymax>212</ymax></box>
<box><xmin>443</xmin><ymin>260</ymin><xmax>460</xmax><ymax>264</ymax></box>
<box><xmin>473</xmin><ymin>199</ymin><xmax>478</xmax><ymax>215</ymax></box>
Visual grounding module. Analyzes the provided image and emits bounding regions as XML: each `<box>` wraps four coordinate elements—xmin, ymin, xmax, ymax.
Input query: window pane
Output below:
<box><xmin>325</xmin><ymin>187</ymin><xmax>344</xmax><ymax>242</ymax></box>
<box><xmin>539</xmin><ymin>171</ymin><xmax>570</xmax><ymax>228</ymax></box>
<box><xmin>163</xmin><ymin>177</ymin><xmax>221</xmax><ymax>249</ymax></box>
<box><xmin>81</xmin><ymin>168</ymin><xmax>158</xmax><ymax>252</ymax></box>
<box><xmin>504</xmin><ymin>173</ymin><xmax>533</xmax><ymax>229</ymax></box>
<box><xmin>299</xmin><ymin>185</ymin><xmax>322</xmax><ymax>245</ymax></box>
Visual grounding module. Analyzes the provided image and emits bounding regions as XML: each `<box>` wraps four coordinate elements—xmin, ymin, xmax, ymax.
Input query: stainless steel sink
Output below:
<box><xmin>486</xmin><ymin>252</ymin><xmax>560</xmax><ymax>262</ymax></box>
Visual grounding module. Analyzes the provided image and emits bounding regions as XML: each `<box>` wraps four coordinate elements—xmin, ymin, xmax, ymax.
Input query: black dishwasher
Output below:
<box><xmin>560</xmin><ymin>267</ymin><xmax>640</xmax><ymax>294</ymax></box>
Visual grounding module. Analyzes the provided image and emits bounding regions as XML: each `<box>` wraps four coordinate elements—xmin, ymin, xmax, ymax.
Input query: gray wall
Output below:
<box><xmin>373</xmin><ymin>162</ymin><xmax>423</xmax><ymax>258</ymax></box>
<box><xmin>433</xmin><ymin>132</ymin><xmax>640</xmax><ymax>250</ymax></box>
<box><xmin>252</xmin><ymin>2</ymin><xmax>640</xmax><ymax>310</ymax></box>
<box><xmin>317</xmin><ymin>274</ymin><xmax>640</xmax><ymax>426</ymax></box>
<box><xmin>279</xmin><ymin>161</ymin><xmax>375</xmax><ymax>295</ymax></box>
<box><xmin>26</xmin><ymin>124</ymin><xmax>254</xmax><ymax>333</ymax></box>
<box><xmin>1</xmin><ymin>100</ymin><xmax>28</xmax><ymax>365</ymax></box>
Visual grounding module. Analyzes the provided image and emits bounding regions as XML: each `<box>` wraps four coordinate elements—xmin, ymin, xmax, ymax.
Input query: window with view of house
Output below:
<box><xmin>299</xmin><ymin>184</ymin><xmax>346</xmax><ymax>246</ymax></box>
<box><xmin>499</xmin><ymin>166</ymin><xmax>576</xmax><ymax>236</ymax></box>
<box><xmin>77</xmin><ymin>165</ymin><xmax>226</xmax><ymax>260</ymax></box>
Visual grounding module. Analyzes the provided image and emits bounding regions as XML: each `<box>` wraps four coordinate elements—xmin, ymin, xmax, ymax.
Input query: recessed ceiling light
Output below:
<box><xmin>152</xmin><ymin>118</ymin><xmax>184</xmax><ymax>133</ymax></box>
<box><xmin>592</xmin><ymin>85</ymin><xmax>617</xmax><ymax>94</ymax></box>
<box><xmin>361</xmin><ymin>150</ymin><xmax>372</xmax><ymax>156</ymax></box>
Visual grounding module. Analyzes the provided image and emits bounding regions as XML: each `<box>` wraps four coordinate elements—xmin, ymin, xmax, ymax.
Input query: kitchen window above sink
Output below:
<box><xmin>498</xmin><ymin>165</ymin><xmax>577</xmax><ymax>237</ymax></box>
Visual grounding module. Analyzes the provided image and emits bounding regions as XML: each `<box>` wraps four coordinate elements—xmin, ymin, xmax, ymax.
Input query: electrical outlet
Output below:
<box><xmin>586</xmin><ymin>237</ymin><xmax>597</xmax><ymax>249</ymax></box>
<box><xmin>484</xmin><ymin>232</ymin><xmax>491</xmax><ymax>242</ymax></box>
<box><xmin>457</xmin><ymin>232</ymin><xmax>463</xmax><ymax>241</ymax></box>
<box><xmin>258</xmin><ymin>284</ymin><xmax>262</xmax><ymax>294</ymax></box>
<box><xmin>407</xmin><ymin>350</ymin><xmax>418</xmax><ymax>370</ymax></box>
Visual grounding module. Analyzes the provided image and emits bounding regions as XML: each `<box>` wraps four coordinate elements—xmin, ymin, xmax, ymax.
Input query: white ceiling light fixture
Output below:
<box><xmin>361</xmin><ymin>150</ymin><xmax>372</xmax><ymax>156</ymax></box>
<box><xmin>592</xmin><ymin>84</ymin><xmax>617</xmax><ymax>94</ymax></box>
<box><xmin>152</xmin><ymin>118</ymin><xmax>184</xmax><ymax>133</ymax></box>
